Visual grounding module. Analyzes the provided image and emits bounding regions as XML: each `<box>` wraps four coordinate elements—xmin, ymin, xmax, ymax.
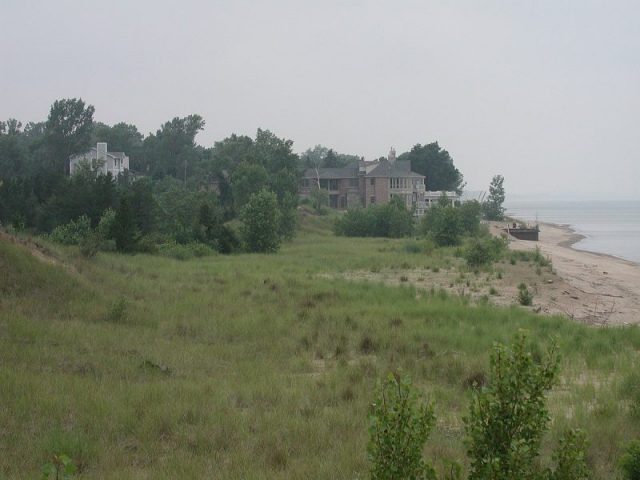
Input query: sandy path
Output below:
<box><xmin>493</xmin><ymin>222</ymin><xmax>640</xmax><ymax>325</ymax></box>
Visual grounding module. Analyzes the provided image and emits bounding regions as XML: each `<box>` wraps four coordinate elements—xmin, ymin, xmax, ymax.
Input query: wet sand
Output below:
<box><xmin>492</xmin><ymin>221</ymin><xmax>640</xmax><ymax>325</ymax></box>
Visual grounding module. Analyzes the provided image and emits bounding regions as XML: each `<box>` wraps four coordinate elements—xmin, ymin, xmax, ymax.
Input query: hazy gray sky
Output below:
<box><xmin>2</xmin><ymin>0</ymin><xmax>639</xmax><ymax>198</ymax></box>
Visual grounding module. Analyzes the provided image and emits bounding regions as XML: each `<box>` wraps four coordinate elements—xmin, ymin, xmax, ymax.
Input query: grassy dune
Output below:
<box><xmin>1</xmin><ymin>216</ymin><xmax>639</xmax><ymax>479</ymax></box>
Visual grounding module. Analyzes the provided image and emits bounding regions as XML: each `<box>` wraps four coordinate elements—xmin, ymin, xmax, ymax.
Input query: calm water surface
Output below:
<box><xmin>504</xmin><ymin>200</ymin><xmax>640</xmax><ymax>264</ymax></box>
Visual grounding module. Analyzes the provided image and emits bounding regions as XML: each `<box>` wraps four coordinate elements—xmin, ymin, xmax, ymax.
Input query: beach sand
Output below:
<box><xmin>491</xmin><ymin>221</ymin><xmax>640</xmax><ymax>325</ymax></box>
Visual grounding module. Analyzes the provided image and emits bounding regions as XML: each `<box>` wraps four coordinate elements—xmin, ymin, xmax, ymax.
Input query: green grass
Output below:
<box><xmin>1</xmin><ymin>217</ymin><xmax>640</xmax><ymax>478</ymax></box>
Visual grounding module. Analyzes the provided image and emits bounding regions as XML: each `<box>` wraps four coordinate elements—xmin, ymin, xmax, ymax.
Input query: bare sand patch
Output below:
<box><xmin>490</xmin><ymin>221</ymin><xmax>640</xmax><ymax>325</ymax></box>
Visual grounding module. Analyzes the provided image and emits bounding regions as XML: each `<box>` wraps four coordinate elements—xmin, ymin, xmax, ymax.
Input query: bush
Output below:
<box><xmin>549</xmin><ymin>429</ymin><xmax>590</xmax><ymax>480</ymax></box>
<box><xmin>240</xmin><ymin>189</ymin><xmax>282</xmax><ymax>253</ymax></box>
<box><xmin>310</xmin><ymin>187</ymin><xmax>329</xmax><ymax>213</ymax></box>
<box><xmin>518</xmin><ymin>283</ymin><xmax>533</xmax><ymax>306</ymax></box>
<box><xmin>368</xmin><ymin>373</ymin><xmax>436</xmax><ymax>480</ymax></box>
<box><xmin>113</xmin><ymin>197</ymin><xmax>137</xmax><ymax>252</ymax></box>
<box><xmin>465</xmin><ymin>334</ymin><xmax>561</xmax><ymax>480</ymax></box>
<box><xmin>158</xmin><ymin>241</ymin><xmax>215</xmax><ymax>260</ymax></box>
<box><xmin>334</xmin><ymin>208</ymin><xmax>376</xmax><ymax>237</ymax></box>
<box><xmin>96</xmin><ymin>208</ymin><xmax>116</xmax><ymax>240</ymax></box>
<box><xmin>49</xmin><ymin>215</ymin><xmax>92</xmax><ymax>245</ymax></box>
<box><xmin>79</xmin><ymin>232</ymin><xmax>101</xmax><ymax>258</ymax></box>
<box><xmin>335</xmin><ymin>197</ymin><xmax>414</xmax><ymax>238</ymax></box>
<box><xmin>420</xmin><ymin>205</ymin><xmax>462</xmax><ymax>246</ymax></box>
<box><xmin>459</xmin><ymin>200</ymin><xmax>482</xmax><ymax>235</ymax></box>
<box><xmin>621</xmin><ymin>440</ymin><xmax>640</xmax><ymax>480</ymax></box>
<box><xmin>464</xmin><ymin>236</ymin><xmax>508</xmax><ymax>267</ymax></box>
<box><xmin>402</xmin><ymin>238</ymin><xmax>435</xmax><ymax>255</ymax></box>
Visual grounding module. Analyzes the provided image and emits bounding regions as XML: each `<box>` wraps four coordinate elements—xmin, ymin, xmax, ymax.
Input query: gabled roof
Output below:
<box><xmin>366</xmin><ymin>159</ymin><xmax>424</xmax><ymax>179</ymax></box>
<box><xmin>303</xmin><ymin>166</ymin><xmax>358</xmax><ymax>179</ymax></box>
<box><xmin>302</xmin><ymin>159</ymin><xmax>424</xmax><ymax>180</ymax></box>
<box><xmin>70</xmin><ymin>147</ymin><xmax>128</xmax><ymax>160</ymax></box>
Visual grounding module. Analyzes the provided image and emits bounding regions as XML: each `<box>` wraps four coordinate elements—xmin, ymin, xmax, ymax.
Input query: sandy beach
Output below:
<box><xmin>492</xmin><ymin>221</ymin><xmax>640</xmax><ymax>325</ymax></box>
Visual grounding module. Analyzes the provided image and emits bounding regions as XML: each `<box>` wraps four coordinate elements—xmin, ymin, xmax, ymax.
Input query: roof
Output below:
<box><xmin>366</xmin><ymin>160</ymin><xmax>424</xmax><ymax>178</ymax></box>
<box><xmin>302</xmin><ymin>159</ymin><xmax>424</xmax><ymax>180</ymax></box>
<box><xmin>70</xmin><ymin>147</ymin><xmax>128</xmax><ymax>160</ymax></box>
<box><xmin>303</xmin><ymin>167</ymin><xmax>358</xmax><ymax>179</ymax></box>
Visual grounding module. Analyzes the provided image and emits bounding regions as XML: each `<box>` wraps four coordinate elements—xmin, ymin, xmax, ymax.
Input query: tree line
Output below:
<box><xmin>0</xmin><ymin>98</ymin><xmax>470</xmax><ymax>254</ymax></box>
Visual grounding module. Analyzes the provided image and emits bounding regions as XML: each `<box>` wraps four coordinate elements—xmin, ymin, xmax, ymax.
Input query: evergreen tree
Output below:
<box><xmin>113</xmin><ymin>196</ymin><xmax>137</xmax><ymax>252</ymax></box>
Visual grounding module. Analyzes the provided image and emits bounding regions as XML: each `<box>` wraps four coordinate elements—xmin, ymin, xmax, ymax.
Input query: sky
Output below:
<box><xmin>1</xmin><ymin>0</ymin><xmax>639</xmax><ymax>198</ymax></box>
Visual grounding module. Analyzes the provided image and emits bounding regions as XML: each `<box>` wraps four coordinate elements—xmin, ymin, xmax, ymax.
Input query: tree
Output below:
<box><xmin>92</xmin><ymin>122</ymin><xmax>143</xmax><ymax>166</ymax></box>
<box><xmin>45</xmin><ymin>98</ymin><xmax>95</xmax><ymax>174</ymax></box>
<box><xmin>232</xmin><ymin>162</ymin><xmax>269</xmax><ymax>210</ymax></box>
<box><xmin>483</xmin><ymin>175</ymin><xmax>506</xmax><ymax>221</ymax></box>
<box><xmin>113</xmin><ymin>196</ymin><xmax>137</xmax><ymax>252</ymax></box>
<box><xmin>141</xmin><ymin>115</ymin><xmax>205</xmax><ymax>179</ymax></box>
<box><xmin>323</xmin><ymin>149</ymin><xmax>340</xmax><ymax>168</ymax></box>
<box><xmin>398</xmin><ymin>142</ymin><xmax>464</xmax><ymax>193</ymax></box>
<box><xmin>310</xmin><ymin>187</ymin><xmax>329</xmax><ymax>213</ymax></box>
<box><xmin>240</xmin><ymin>189</ymin><xmax>281</xmax><ymax>253</ymax></box>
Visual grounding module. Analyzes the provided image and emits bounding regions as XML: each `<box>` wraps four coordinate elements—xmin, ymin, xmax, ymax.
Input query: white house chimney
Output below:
<box><xmin>97</xmin><ymin>142</ymin><xmax>107</xmax><ymax>165</ymax></box>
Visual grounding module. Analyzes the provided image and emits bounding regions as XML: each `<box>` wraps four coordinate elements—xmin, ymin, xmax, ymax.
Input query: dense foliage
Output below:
<box><xmin>420</xmin><ymin>200</ymin><xmax>481</xmax><ymax>246</ymax></box>
<box><xmin>334</xmin><ymin>197</ymin><xmax>415</xmax><ymax>238</ymax></box>
<box><xmin>0</xmin><ymin>99</ymin><xmax>299</xmax><ymax>255</ymax></box>
<box><xmin>398</xmin><ymin>142</ymin><xmax>465</xmax><ymax>193</ymax></box>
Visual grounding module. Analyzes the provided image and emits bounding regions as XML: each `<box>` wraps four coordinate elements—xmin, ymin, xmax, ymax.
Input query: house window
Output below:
<box><xmin>370</xmin><ymin>178</ymin><xmax>375</xmax><ymax>186</ymax></box>
<box><xmin>370</xmin><ymin>196</ymin><xmax>375</xmax><ymax>204</ymax></box>
<box><xmin>329</xmin><ymin>179</ymin><xmax>339</xmax><ymax>190</ymax></box>
<box><xmin>349</xmin><ymin>178</ymin><xmax>358</xmax><ymax>187</ymax></box>
<box><xmin>319</xmin><ymin>179</ymin><xmax>328</xmax><ymax>189</ymax></box>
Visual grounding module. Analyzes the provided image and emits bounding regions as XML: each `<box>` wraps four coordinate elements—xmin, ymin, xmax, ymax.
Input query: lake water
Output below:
<box><xmin>504</xmin><ymin>200</ymin><xmax>640</xmax><ymax>264</ymax></box>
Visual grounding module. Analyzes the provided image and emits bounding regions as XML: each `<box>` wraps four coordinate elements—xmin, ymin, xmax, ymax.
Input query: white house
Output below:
<box><xmin>69</xmin><ymin>142</ymin><xmax>129</xmax><ymax>177</ymax></box>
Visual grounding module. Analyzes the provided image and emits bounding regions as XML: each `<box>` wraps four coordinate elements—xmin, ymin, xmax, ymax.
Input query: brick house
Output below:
<box><xmin>300</xmin><ymin>148</ymin><xmax>430</xmax><ymax>215</ymax></box>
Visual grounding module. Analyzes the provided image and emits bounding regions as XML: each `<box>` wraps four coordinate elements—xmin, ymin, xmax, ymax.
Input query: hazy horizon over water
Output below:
<box><xmin>504</xmin><ymin>200</ymin><xmax>640</xmax><ymax>264</ymax></box>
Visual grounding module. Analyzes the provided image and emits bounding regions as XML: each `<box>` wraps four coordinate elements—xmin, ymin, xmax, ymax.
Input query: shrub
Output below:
<box><xmin>549</xmin><ymin>429</ymin><xmax>590</xmax><ymax>480</ymax></box>
<box><xmin>158</xmin><ymin>242</ymin><xmax>215</xmax><ymax>260</ymax></box>
<box><xmin>113</xmin><ymin>197</ymin><xmax>137</xmax><ymax>252</ymax></box>
<box><xmin>96</xmin><ymin>208</ymin><xmax>116</xmax><ymax>240</ymax></box>
<box><xmin>41</xmin><ymin>453</ymin><xmax>77</xmax><ymax>480</ymax></box>
<box><xmin>464</xmin><ymin>236</ymin><xmax>508</xmax><ymax>267</ymax></box>
<box><xmin>79</xmin><ymin>232</ymin><xmax>100</xmax><ymax>258</ymax></box>
<box><xmin>240</xmin><ymin>189</ymin><xmax>282</xmax><ymax>253</ymax></box>
<box><xmin>518</xmin><ymin>283</ymin><xmax>533</xmax><ymax>306</ymax></box>
<box><xmin>310</xmin><ymin>187</ymin><xmax>329</xmax><ymax>213</ymax></box>
<box><xmin>459</xmin><ymin>200</ymin><xmax>482</xmax><ymax>235</ymax></box>
<box><xmin>620</xmin><ymin>440</ymin><xmax>640</xmax><ymax>480</ymax></box>
<box><xmin>420</xmin><ymin>205</ymin><xmax>462</xmax><ymax>246</ymax></box>
<box><xmin>465</xmin><ymin>334</ymin><xmax>562</xmax><ymax>480</ymax></box>
<box><xmin>403</xmin><ymin>239</ymin><xmax>435</xmax><ymax>255</ymax></box>
<box><xmin>368</xmin><ymin>373</ymin><xmax>436</xmax><ymax>480</ymax></box>
<box><xmin>49</xmin><ymin>215</ymin><xmax>92</xmax><ymax>245</ymax></box>
<box><xmin>334</xmin><ymin>197</ymin><xmax>414</xmax><ymax>238</ymax></box>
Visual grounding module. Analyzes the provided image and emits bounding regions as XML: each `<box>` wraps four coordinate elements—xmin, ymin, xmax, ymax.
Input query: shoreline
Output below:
<box><xmin>506</xmin><ymin>215</ymin><xmax>640</xmax><ymax>266</ymax></box>
<box><xmin>492</xmin><ymin>219</ymin><xmax>640</xmax><ymax>325</ymax></box>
